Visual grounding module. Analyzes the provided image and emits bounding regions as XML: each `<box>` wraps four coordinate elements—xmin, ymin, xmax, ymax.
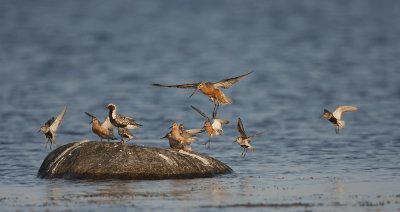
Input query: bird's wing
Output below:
<box><xmin>50</xmin><ymin>106</ymin><xmax>67</xmax><ymax>133</ymax></box>
<box><xmin>333</xmin><ymin>106</ymin><xmax>358</xmax><ymax>120</ymax></box>
<box><xmin>237</xmin><ymin>117</ymin><xmax>247</xmax><ymax>137</ymax></box>
<box><xmin>212</xmin><ymin>71</ymin><xmax>252</xmax><ymax>89</ymax></box>
<box><xmin>185</xmin><ymin>128</ymin><xmax>205</xmax><ymax>135</ymax></box>
<box><xmin>214</xmin><ymin>118</ymin><xmax>229</xmax><ymax>125</ymax></box>
<box><xmin>45</xmin><ymin>117</ymin><xmax>55</xmax><ymax>127</ymax></box>
<box><xmin>152</xmin><ymin>83</ymin><xmax>198</xmax><ymax>89</ymax></box>
<box><xmin>249</xmin><ymin>130</ymin><xmax>268</xmax><ymax>139</ymax></box>
<box><xmin>101</xmin><ymin>116</ymin><xmax>114</xmax><ymax>130</ymax></box>
<box><xmin>116</xmin><ymin>113</ymin><xmax>142</xmax><ymax>126</ymax></box>
<box><xmin>190</xmin><ymin>105</ymin><xmax>210</xmax><ymax>121</ymax></box>
<box><xmin>118</xmin><ymin>127</ymin><xmax>133</xmax><ymax>137</ymax></box>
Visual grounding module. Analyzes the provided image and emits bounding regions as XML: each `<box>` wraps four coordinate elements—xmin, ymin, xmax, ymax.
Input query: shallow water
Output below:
<box><xmin>1</xmin><ymin>0</ymin><xmax>400</xmax><ymax>211</ymax></box>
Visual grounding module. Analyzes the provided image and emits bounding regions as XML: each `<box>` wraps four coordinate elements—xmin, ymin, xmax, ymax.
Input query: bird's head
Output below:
<box><xmin>106</xmin><ymin>104</ymin><xmax>116</xmax><ymax>111</ymax></box>
<box><xmin>321</xmin><ymin>109</ymin><xmax>331</xmax><ymax>119</ymax></box>
<box><xmin>178</xmin><ymin>123</ymin><xmax>185</xmax><ymax>131</ymax></box>
<box><xmin>160</xmin><ymin>132</ymin><xmax>171</xmax><ymax>139</ymax></box>
<box><xmin>84</xmin><ymin>112</ymin><xmax>98</xmax><ymax>124</ymax></box>
<box><xmin>190</xmin><ymin>81</ymin><xmax>205</xmax><ymax>98</ymax></box>
<box><xmin>204</xmin><ymin>120</ymin><xmax>212</xmax><ymax>128</ymax></box>
<box><xmin>38</xmin><ymin>125</ymin><xmax>49</xmax><ymax>133</ymax></box>
<box><xmin>171</xmin><ymin>122</ymin><xmax>181</xmax><ymax>131</ymax></box>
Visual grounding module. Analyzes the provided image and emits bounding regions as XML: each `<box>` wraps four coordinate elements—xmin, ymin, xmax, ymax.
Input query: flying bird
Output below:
<box><xmin>153</xmin><ymin>71</ymin><xmax>252</xmax><ymax>117</ymax></box>
<box><xmin>234</xmin><ymin>117</ymin><xmax>265</xmax><ymax>158</ymax></box>
<box><xmin>321</xmin><ymin>105</ymin><xmax>358</xmax><ymax>134</ymax></box>
<box><xmin>38</xmin><ymin>106</ymin><xmax>67</xmax><ymax>149</ymax></box>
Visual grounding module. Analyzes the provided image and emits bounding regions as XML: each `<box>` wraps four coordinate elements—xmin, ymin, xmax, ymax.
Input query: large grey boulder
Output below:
<box><xmin>37</xmin><ymin>140</ymin><xmax>233</xmax><ymax>180</ymax></box>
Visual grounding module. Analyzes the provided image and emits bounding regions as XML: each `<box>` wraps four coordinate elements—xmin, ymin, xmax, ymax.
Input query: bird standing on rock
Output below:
<box><xmin>161</xmin><ymin>122</ymin><xmax>204</xmax><ymax>151</ymax></box>
<box><xmin>118</xmin><ymin>127</ymin><xmax>134</xmax><ymax>143</ymax></box>
<box><xmin>106</xmin><ymin>103</ymin><xmax>142</xmax><ymax>129</ymax></box>
<box><xmin>84</xmin><ymin>112</ymin><xmax>117</xmax><ymax>141</ymax></box>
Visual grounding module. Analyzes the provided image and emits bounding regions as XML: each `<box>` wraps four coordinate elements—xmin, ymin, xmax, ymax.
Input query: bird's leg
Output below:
<box><xmin>212</xmin><ymin>103</ymin><xmax>217</xmax><ymax>119</ymax></box>
<box><xmin>44</xmin><ymin>140</ymin><xmax>49</xmax><ymax>150</ymax></box>
<box><xmin>335</xmin><ymin>127</ymin><xmax>340</xmax><ymax>134</ymax></box>
<box><xmin>203</xmin><ymin>137</ymin><xmax>211</xmax><ymax>149</ymax></box>
<box><xmin>212</xmin><ymin>103</ymin><xmax>220</xmax><ymax>118</ymax></box>
<box><xmin>50</xmin><ymin>139</ymin><xmax>55</xmax><ymax>150</ymax></box>
<box><xmin>45</xmin><ymin>139</ymin><xmax>53</xmax><ymax>150</ymax></box>
<box><xmin>212</xmin><ymin>102</ymin><xmax>216</xmax><ymax>118</ymax></box>
<box><xmin>241</xmin><ymin>148</ymin><xmax>247</xmax><ymax>157</ymax></box>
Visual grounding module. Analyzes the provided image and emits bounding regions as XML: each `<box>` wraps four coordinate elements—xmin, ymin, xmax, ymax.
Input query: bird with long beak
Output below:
<box><xmin>152</xmin><ymin>71</ymin><xmax>252</xmax><ymax>117</ymax></box>
<box><xmin>321</xmin><ymin>105</ymin><xmax>358</xmax><ymax>134</ymax></box>
<box><xmin>191</xmin><ymin>105</ymin><xmax>229</xmax><ymax>149</ymax></box>
<box><xmin>234</xmin><ymin>117</ymin><xmax>266</xmax><ymax>158</ymax></box>
<box><xmin>38</xmin><ymin>106</ymin><xmax>67</xmax><ymax>149</ymax></box>
<box><xmin>84</xmin><ymin>112</ymin><xmax>117</xmax><ymax>141</ymax></box>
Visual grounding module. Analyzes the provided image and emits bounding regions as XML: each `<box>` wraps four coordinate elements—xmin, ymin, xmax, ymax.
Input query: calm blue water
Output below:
<box><xmin>1</xmin><ymin>0</ymin><xmax>400</xmax><ymax>211</ymax></box>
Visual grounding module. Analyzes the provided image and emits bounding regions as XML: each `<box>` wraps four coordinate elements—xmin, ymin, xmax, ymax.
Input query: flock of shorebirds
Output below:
<box><xmin>38</xmin><ymin>71</ymin><xmax>358</xmax><ymax>157</ymax></box>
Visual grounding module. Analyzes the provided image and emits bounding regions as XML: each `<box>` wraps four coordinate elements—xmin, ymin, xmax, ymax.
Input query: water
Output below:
<box><xmin>1</xmin><ymin>0</ymin><xmax>400</xmax><ymax>211</ymax></box>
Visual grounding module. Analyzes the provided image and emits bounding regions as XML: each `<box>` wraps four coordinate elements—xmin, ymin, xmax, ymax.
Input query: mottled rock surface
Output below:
<box><xmin>37</xmin><ymin>140</ymin><xmax>233</xmax><ymax>180</ymax></box>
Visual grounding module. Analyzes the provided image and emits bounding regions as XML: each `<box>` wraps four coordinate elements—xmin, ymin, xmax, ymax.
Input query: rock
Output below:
<box><xmin>37</xmin><ymin>140</ymin><xmax>233</xmax><ymax>180</ymax></box>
